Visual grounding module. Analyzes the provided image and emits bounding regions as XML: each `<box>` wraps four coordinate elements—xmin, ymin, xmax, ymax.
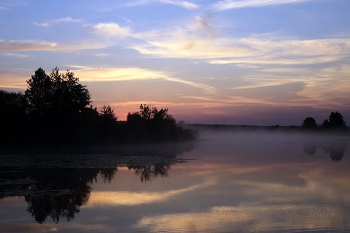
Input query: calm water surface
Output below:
<box><xmin>1</xmin><ymin>132</ymin><xmax>349</xmax><ymax>232</ymax></box>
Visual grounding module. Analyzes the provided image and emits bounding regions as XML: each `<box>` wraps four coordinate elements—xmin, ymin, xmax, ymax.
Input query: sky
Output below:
<box><xmin>0</xmin><ymin>0</ymin><xmax>349</xmax><ymax>125</ymax></box>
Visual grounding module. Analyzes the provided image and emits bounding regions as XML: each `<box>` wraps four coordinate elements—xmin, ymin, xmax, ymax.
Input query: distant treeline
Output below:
<box><xmin>186</xmin><ymin>122</ymin><xmax>349</xmax><ymax>134</ymax></box>
<box><xmin>185</xmin><ymin>110</ymin><xmax>347</xmax><ymax>133</ymax></box>
<box><xmin>0</xmin><ymin>67</ymin><xmax>195</xmax><ymax>150</ymax></box>
<box><xmin>186</xmin><ymin>111</ymin><xmax>348</xmax><ymax>133</ymax></box>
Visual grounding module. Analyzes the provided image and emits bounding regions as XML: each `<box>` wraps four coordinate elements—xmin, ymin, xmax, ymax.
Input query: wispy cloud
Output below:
<box><xmin>32</xmin><ymin>22</ymin><xmax>49</xmax><ymax>27</ymax></box>
<box><xmin>207</xmin><ymin>38</ymin><xmax>350</xmax><ymax>65</ymax></box>
<box><xmin>54</xmin><ymin>17</ymin><xmax>83</xmax><ymax>23</ymax></box>
<box><xmin>0</xmin><ymin>0</ymin><xmax>26</xmax><ymax>11</ymax></box>
<box><xmin>73</xmin><ymin>67</ymin><xmax>214</xmax><ymax>92</ymax></box>
<box><xmin>110</xmin><ymin>101</ymin><xmax>184</xmax><ymax>107</ymax></box>
<box><xmin>32</xmin><ymin>17</ymin><xmax>83</xmax><ymax>27</ymax></box>
<box><xmin>0</xmin><ymin>39</ymin><xmax>110</xmax><ymax>52</ymax></box>
<box><xmin>119</xmin><ymin>15</ymin><xmax>133</xmax><ymax>23</ymax></box>
<box><xmin>0</xmin><ymin>68</ymin><xmax>30</xmax><ymax>89</ymax></box>
<box><xmin>92</xmin><ymin>22</ymin><xmax>131</xmax><ymax>38</ymax></box>
<box><xmin>3</xmin><ymin>52</ymin><xmax>29</xmax><ymax>58</ymax></box>
<box><xmin>127</xmin><ymin>0</ymin><xmax>199</xmax><ymax>9</ymax></box>
<box><xmin>127</xmin><ymin>15</ymin><xmax>350</xmax><ymax>66</ymax></box>
<box><xmin>0</xmin><ymin>40</ymin><xmax>58</xmax><ymax>51</ymax></box>
<box><xmin>87</xmin><ymin>53</ymin><xmax>110</xmax><ymax>57</ymax></box>
<box><xmin>211</xmin><ymin>0</ymin><xmax>312</xmax><ymax>11</ymax></box>
<box><xmin>131</xmin><ymin>15</ymin><xmax>254</xmax><ymax>59</ymax></box>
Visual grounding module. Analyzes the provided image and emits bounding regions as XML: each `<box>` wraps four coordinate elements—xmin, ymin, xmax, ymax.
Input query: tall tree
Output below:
<box><xmin>24</xmin><ymin>67</ymin><xmax>91</xmax><ymax>117</ymax></box>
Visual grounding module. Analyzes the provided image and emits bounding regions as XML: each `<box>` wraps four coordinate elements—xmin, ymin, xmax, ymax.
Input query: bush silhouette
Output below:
<box><xmin>302</xmin><ymin>117</ymin><xmax>317</xmax><ymax>129</ymax></box>
<box><xmin>126</xmin><ymin>104</ymin><xmax>194</xmax><ymax>142</ymax></box>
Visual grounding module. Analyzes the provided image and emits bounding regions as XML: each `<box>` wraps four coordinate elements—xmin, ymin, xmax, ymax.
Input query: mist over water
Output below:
<box><xmin>0</xmin><ymin>131</ymin><xmax>349</xmax><ymax>232</ymax></box>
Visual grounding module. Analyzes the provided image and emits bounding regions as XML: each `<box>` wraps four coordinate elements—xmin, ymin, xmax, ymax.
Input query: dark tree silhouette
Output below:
<box><xmin>322</xmin><ymin>111</ymin><xmax>346</xmax><ymax>130</ymax></box>
<box><xmin>127</xmin><ymin>104</ymin><xmax>174</xmax><ymax>122</ymax></box>
<box><xmin>100</xmin><ymin>105</ymin><xmax>117</xmax><ymax>122</ymax></box>
<box><xmin>24</xmin><ymin>67</ymin><xmax>91</xmax><ymax>116</ymax></box>
<box><xmin>302</xmin><ymin>117</ymin><xmax>317</xmax><ymax>129</ymax></box>
<box><xmin>0</xmin><ymin>90</ymin><xmax>27</xmax><ymax>147</ymax></box>
<box><xmin>328</xmin><ymin>111</ymin><xmax>346</xmax><ymax>128</ymax></box>
<box><xmin>1</xmin><ymin>69</ymin><xmax>195</xmax><ymax>149</ymax></box>
<box><xmin>21</xmin><ymin>67</ymin><xmax>100</xmax><ymax>146</ymax></box>
<box><xmin>0</xmin><ymin>90</ymin><xmax>26</xmax><ymax>110</ymax></box>
<box><xmin>126</xmin><ymin>104</ymin><xmax>194</xmax><ymax>142</ymax></box>
<box><xmin>322</xmin><ymin>119</ymin><xmax>330</xmax><ymax>128</ymax></box>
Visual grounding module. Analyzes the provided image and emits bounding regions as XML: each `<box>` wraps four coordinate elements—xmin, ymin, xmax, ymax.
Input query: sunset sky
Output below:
<box><xmin>1</xmin><ymin>0</ymin><xmax>349</xmax><ymax>125</ymax></box>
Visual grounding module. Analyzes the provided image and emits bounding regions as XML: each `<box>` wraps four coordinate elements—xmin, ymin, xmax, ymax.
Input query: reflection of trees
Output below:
<box><xmin>302</xmin><ymin>139</ymin><xmax>348</xmax><ymax>161</ymax></box>
<box><xmin>99</xmin><ymin>168</ymin><xmax>118</xmax><ymax>183</ymax></box>
<box><xmin>128</xmin><ymin>163</ymin><xmax>172</xmax><ymax>183</ymax></box>
<box><xmin>0</xmin><ymin>168</ymin><xmax>116</xmax><ymax>224</ymax></box>
<box><xmin>322</xmin><ymin>141</ymin><xmax>348</xmax><ymax>162</ymax></box>
<box><xmin>302</xmin><ymin>142</ymin><xmax>318</xmax><ymax>155</ymax></box>
<box><xmin>0</xmin><ymin>142</ymin><xmax>193</xmax><ymax>223</ymax></box>
<box><xmin>25</xmin><ymin>190</ymin><xmax>89</xmax><ymax>223</ymax></box>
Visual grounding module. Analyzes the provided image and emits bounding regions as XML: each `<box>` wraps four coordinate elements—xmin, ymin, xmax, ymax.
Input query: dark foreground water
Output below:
<box><xmin>1</xmin><ymin>132</ymin><xmax>349</xmax><ymax>233</ymax></box>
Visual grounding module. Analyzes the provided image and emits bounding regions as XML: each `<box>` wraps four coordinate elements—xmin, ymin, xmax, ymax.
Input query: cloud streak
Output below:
<box><xmin>32</xmin><ymin>17</ymin><xmax>84</xmax><ymax>27</ymax></box>
<box><xmin>3</xmin><ymin>52</ymin><xmax>29</xmax><ymax>58</ymax></box>
<box><xmin>54</xmin><ymin>17</ymin><xmax>83</xmax><ymax>23</ymax></box>
<box><xmin>73</xmin><ymin>67</ymin><xmax>215</xmax><ymax>92</ymax></box>
<box><xmin>0</xmin><ymin>39</ymin><xmax>110</xmax><ymax>52</ymax></box>
<box><xmin>32</xmin><ymin>22</ymin><xmax>49</xmax><ymax>27</ymax></box>
<box><xmin>0</xmin><ymin>40</ymin><xmax>58</xmax><ymax>51</ymax></box>
<box><xmin>211</xmin><ymin>0</ymin><xmax>313</xmax><ymax>11</ymax></box>
<box><xmin>127</xmin><ymin>0</ymin><xmax>198</xmax><ymax>9</ymax></box>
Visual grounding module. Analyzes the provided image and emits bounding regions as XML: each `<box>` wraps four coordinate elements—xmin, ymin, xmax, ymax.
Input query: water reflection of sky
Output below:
<box><xmin>0</xmin><ymin>132</ymin><xmax>349</xmax><ymax>232</ymax></box>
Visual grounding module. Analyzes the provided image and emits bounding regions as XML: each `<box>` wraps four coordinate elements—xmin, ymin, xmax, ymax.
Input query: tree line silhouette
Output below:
<box><xmin>0</xmin><ymin>67</ymin><xmax>195</xmax><ymax>149</ymax></box>
<box><xmin>301</xmin><ymin>112</ymin><xmax>347</xmax><ymax>131</ymax></box>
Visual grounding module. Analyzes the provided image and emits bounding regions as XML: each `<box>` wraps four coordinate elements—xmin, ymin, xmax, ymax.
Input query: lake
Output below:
<box><xmin>1</xmin><ymin>132</ymin><xmax>349</xmax><ymax>232</ymax></box>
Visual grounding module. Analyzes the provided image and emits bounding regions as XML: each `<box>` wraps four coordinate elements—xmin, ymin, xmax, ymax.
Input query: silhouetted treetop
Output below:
<box><xmin>302</xmin><ymin>117</ymin><xmax>317</xmax><ymax>129</ymax></box>
<box><xmin>0</xmin><ymin>90</ymin><xmax>26</xmax><ymax>116</ymax></box>
<box><xmin>24</xmin><ymin>67</ymin><xmax>91</xmax><ymax>116</ymax></box>
<box><xmin>125</xmin><ymin>104</ymin><xmax>194</xmax><ymax>142</ymax></box>
<box><xmin>322</xmin><ymin>111</ymin><xmax>346</xmax><ymax>129</ymax></box>
<box><xmin>127</xmin><ymin>104</ymin><xmax>174</xmax><ymax>122</ymax></box>
<box><xmin>0</xmin><ymin>90</ymin><xmax>25</xmax><ymax>107</ymax></box>
<box><xmin>100</xmin><ymin>105</ymin><xmax>117</xmax><ymax>122</ymax></box>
